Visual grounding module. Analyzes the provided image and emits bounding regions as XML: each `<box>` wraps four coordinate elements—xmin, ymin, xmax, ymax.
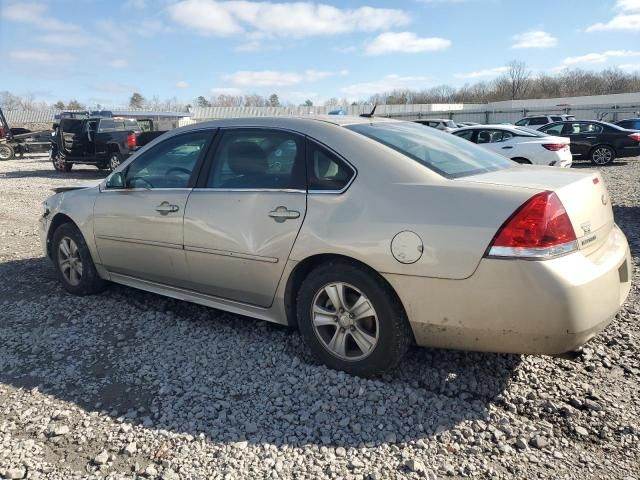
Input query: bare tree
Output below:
<box><xmin>506</xmin><ymin>60</ymin><xmax>531</xmax><ymax>100</ymax></box>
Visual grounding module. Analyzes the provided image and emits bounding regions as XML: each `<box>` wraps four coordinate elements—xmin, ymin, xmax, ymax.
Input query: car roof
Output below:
<box><xmin>454</xmin><ymin>124</ymin><xmax>525</xmax><ymax>132</ymax></box>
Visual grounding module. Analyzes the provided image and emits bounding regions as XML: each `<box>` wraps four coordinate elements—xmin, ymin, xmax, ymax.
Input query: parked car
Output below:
<box><xmin>615</xmin><ymin>118</ymin><xmax>640</xmax><ymax>130</ymax></box>
<box><xmin>452</xmin><ymin>125</ymin><xmax>572</xmax><ymax>167</ymax></box>
<box><xmin>51</xmin><ymin>116</ymin><xmax>141</xmax><ymax>172</ymax></box>
<box><xmin>515</xmin><ymin>114</ymin><xmax>575</xmax><ymax>130</ymax></box>
<box><xmin>40</xmin><ymin>116</ymin><xmax>631</xmax><ymax>376</ymax></box>
<box><xmin>539</xmin><ymin>120</ymin><xmax>640</xmax><ymax>165</ymax></box>
<box><xmin>456</xmin><ymin>121</ymin><xmax>479</xmax><ymax>127</ymax></box>
<box><xmin>414</xmin><ymin>118</ymin><xmax>458</xmax><ymax>132</ymax></box>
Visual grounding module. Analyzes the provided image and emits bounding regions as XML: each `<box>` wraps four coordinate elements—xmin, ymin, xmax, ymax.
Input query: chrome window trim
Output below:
<box><xmin>192</xmin><ymin>188</ymin><xmax>306</xmax><ymax>194</ymax></box>
<box><xmin>100</xmin><ymin>187</ymin><xmax>193</xmax><ymax>193</ymax></box>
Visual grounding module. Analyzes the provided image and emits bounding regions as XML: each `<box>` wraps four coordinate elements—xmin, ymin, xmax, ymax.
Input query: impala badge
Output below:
<box><xmin>581</xmin><ymin>221</ymin><xmax>591</xmax><ymax>234</ymax></box>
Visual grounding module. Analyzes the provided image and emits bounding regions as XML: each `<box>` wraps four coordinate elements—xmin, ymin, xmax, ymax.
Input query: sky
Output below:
<box><xmin>1</xmin><ymin>0</ymin><xmax>639</xmax><ymax>107</ymax></box>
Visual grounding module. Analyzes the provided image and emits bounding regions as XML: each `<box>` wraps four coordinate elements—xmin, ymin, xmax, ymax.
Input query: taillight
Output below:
<box><xmin>486</xmin><ymin>191</ymin><xmax>577</xmax><ymax>260</ymax></box>
<box><xmin>127</xmin><ymin>132</ymin><xmax>137</xmax><ymax>148</ymax></box>
<box><xmin>628</xmin><ymin>132</ymin><xmax>640</xmax><ymax>142</ymax></box>
<box><xmin>542</xmin><ymin>143</ymin><xmax>566</xmax><ymax>151</ymax></box>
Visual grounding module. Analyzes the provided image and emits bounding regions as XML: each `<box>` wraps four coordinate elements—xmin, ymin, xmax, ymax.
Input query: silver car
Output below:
<box><xmin>40</xmin><ymin>116</ymin><xmax>632</xmax><ymax>376</ymax></box>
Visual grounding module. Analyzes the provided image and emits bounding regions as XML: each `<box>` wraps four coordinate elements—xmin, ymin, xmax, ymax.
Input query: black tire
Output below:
<box><xmin>52</xmin><ymin>153</ymin><xmax>72</xmax><ymax>172</ymax></box>
<box><xmin>0</xmin><ymin>144</ymin><xmax>14</xmax><ymax>161</ymax></box>
<box><xmin>589</xmin><ymin>145</ymin><xmax>616</xmax><ymax>166</ymax></box>
<box><xmin>296</xmin><ymin>261</ymin><xmax>412</xmax><ymax>377</ymax></box>
<box><xmin>512</xmin><ymin>157</ymin><xmax>531</xmax><ymax>165</ymax></box>
<box><xmin>51</xmin><ymin>223</ymin><xmax>108</xmax><ymax>296</ymax></box>
<box><xmin>108</xmin><ymin>152</ymin><xmax>122</xmax><ymax>171</ymax></box>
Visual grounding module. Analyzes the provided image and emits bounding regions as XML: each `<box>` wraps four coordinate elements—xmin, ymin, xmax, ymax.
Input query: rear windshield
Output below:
<box><xmin>346</xmin><ymin>121</ymin><xmax>514</xmax><ymax>179</ymax></box>
<box><xmin>515</xmin><ymin>126</ymin><xmax>548</xmax><ymax>137</ymax></box>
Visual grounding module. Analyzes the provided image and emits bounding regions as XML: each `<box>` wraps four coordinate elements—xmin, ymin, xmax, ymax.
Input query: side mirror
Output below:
<box><xmin>106</xmin><ymin>171</ymin><xmax>125</xmax><ymax>189</ymax></box>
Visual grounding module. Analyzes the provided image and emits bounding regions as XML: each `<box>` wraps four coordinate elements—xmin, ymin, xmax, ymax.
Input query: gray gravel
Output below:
<box><xmin>1</xmin><ymin>154</ymin><xmax>639</xmax><ymax>479</ymax></box>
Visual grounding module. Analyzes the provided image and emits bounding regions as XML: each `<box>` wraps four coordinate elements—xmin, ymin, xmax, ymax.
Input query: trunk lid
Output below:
<box><xmin>460</xmin><ymin>166</ymin><xmax>614</xmax><ymax>255</ymax></box>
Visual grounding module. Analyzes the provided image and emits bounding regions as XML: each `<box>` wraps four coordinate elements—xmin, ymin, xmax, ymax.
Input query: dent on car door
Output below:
<box><xmin>183</xmin><ymin>128</ymin><xmax>308</xmax><ymax>307</ymax></box>
<box><xmin>93</xmin><ymin>129</ymin><xmax>215</xmax><ymax>286</ymax></box>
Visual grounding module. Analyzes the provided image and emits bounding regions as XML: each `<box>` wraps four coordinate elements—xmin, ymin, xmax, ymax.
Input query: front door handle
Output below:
<box><xmin>501</xmin><ymin>146</ymin><xmax>513</xmax><ymax>149</ymax></box>
<box><xmin>269</xmin><ymin>206</ymin><xmax>300</xmax><ymax>223</ymax></box>
<box><xmin>586</xmin><ymin>136</ymin><xmax>597</xmax><ymax>139</ymax></box>
<box><xmin>156</xmin><ymin>201</ymin><xmax>180</xmax><ymax>215</ymax></box>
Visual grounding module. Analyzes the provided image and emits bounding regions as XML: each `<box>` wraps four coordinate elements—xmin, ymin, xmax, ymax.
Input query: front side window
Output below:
<box><xmin>528</xmin><ymin>117</ymin><xmax>549</xmax><ymax>126</ymax></box>
<box><xmin>347</xmin><ymin>121</ymin><xmax>513</xmax><ymax>179</ymax></box>
<box><xmin>207</xmin><ymin>129</ymin><xmax>305</xmax><ymax>189</ymax></box>
<box><xmin>125</xmin><ymin>130</ymin><xmax>211</xmax><ymax>189</ymax></box>
<box><xmin>307</xmin><ymin>141</ymin><xmax>355</xmax><ymax>191</ymax></box>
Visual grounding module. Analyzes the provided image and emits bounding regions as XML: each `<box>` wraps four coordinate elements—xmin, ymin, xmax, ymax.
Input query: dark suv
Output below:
<box><xmin>52</xmin><ymin>117</ymin><xmax>139</xmax><ymax>172</ymax></box>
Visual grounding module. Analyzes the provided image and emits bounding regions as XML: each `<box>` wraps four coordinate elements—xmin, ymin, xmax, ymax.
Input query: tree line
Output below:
<box><xmin>2</xmin><ymin>63</ymin><xmax>639</xmax><ymax>112</ymax></box>
<box><xmin>369</xmin><ymin>62</ymin><xmax>640</xmax><ymax>105</ymax></box>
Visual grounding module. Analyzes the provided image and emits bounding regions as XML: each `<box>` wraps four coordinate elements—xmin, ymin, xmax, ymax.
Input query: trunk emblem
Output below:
<box><xmin>581</xmin><ymin>222</ymin><xmax>591</xmax><ymax>234</ymax></box>
<box><xmin>601</xmin><ymin>194</ymin><xmax>608</xmax><ymax>206</ymax></box>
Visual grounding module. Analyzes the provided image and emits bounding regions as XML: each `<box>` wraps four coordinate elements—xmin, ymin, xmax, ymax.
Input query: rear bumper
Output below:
<box><xmin>384</xmin><ymin>224</ymin><xmax>632</xmax><ymax>355</ymax></box>
<box><xmin>618</xmin><ymin>146</ymin><xmax>640</xmax><ymax>158</ymax></box>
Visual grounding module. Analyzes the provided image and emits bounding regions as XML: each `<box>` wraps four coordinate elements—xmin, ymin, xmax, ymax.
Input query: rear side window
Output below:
<box><xmin>98</xmin><ymin>119</ymin><xmax>116</xmax><ymax>132</ymax></box>
<box><xmin>307</xmin><ymin>141</ymin><xmax>355</xmax><ymax>191</ymax></box>
<box><xmin>541</xmin><ymin>123</ymin><xmax>564</xmax><ymax>135</ymax></box>
<box><xmin>550</xmin><ymin>116</ymin><xmax>563</xmax><ymax>122</ymax></box>
<box><xmin>528</xmin><ymin>117</ymin><xmax>549</xmax><ymax>126</ymax></box>
<box><xmin>347</xmin><ymin>121</ymin><xmax>513</xmax><ymax>179</ymax></box>
<box><xmin>207</xmin><ymin>129</ymin><xmax>305</xmax><ymax>190</ymax></box>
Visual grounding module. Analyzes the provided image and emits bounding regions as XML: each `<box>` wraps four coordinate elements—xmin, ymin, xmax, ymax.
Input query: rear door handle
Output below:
<box><xmin>501</xmin><ymin>146</ymin><xmax>513</xmax><ymax>149</ymax></box>
<box><xmin>269</xmin><ymin>206</ymin><xmax>300</xmax><ymax>223</ymax></box>
<box><xmin>156</xmin><ymin>201</ymin><xmax>180</xmax><ymax>214</ymax></box>
<box><xmin>586</xmin><ymin>136</ymin><xmax>597</xmax><ymax>139</ymax></box>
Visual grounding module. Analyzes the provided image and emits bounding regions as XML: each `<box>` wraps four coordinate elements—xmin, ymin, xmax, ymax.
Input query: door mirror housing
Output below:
<box><xmin>106</xmin><ymin>171</ymin><xmax>125</xmax><ymax>189</ymax></box>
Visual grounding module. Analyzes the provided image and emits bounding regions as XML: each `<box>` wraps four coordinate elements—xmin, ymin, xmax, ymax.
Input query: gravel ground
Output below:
<box><xmin>0</xmin><ymin>154</ymin><xmax>639</xmax><ymax>480</ymax></box>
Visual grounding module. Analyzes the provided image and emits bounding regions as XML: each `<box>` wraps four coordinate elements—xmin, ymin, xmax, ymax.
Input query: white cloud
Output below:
<box><xmin>339</xmin><ymin>74</ymin><xmax>430</xmax><ymax>98</ymax></box>
<box><xmin>167</xmin><ymin>0</ymin><xmax>410</xmax><ymax>37</ymax></box>
<box><xmin>562</xmin><ymin>50</ymin><xmax>640</xmax><ymax>65</ymax></box>
<box><xmin>454</xmin><ymin>66</ymin><xmax>509</xmax><ymax>79</ymax></box>
<box><xmin>175</xmin><ymin>81</ymin><xmax>190</xmax><ymax>89</ymax></box>
<box><xmin>587</xmin><ymin>0</ymin><xmax>640</xmax><ymax>31</ymax></box>
<box><xmin>210</xmin><ymin>87</ymin><xmax>243</xmax><ymax>96</ymax></box>
<box><xmin>9</xmin><ymin>49</ymin><xmax>74</xmax><ymax>65</ymax></box>
<box><xmin>512</xmin><ymin>30</ymin><xmax>557</xmax><ymax>49</ymax></box>
<box><xmin>1</xmin><ymin>1</ymin><xmax>81</xmax><ymax>32</ymax></box>
<box><xmin>366</xmin><ymin>32</ymin><xmax>451</xmax><ymax>55</ymax></box>
<box><xmin>223</xmin><ymin>70</ymin><xmax>338</xmax><ymax>87</ymax></box>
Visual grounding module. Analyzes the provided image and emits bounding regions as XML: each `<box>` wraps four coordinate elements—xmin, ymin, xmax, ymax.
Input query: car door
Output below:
<box><xmin>563</xmin><ymin>122</ymin><xmax>600</xmax><ymax>157</ymax></box>
<box><xmin>93</xmin><ymin>129</ymin><xmax>215</xmax><ymax>286</ymax></box>
<box><xmin>183</xmin><ymin>128</ymin><xmax>307</xmax><ymax>307</ymax></box>
<box><xmin>95</xmin><ymin>119</ymin><xmax>114</xmax><ymax>159</ymax></box>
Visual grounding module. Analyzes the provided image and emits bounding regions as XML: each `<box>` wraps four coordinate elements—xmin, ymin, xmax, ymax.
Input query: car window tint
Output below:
<box><xmin>584</xmin><ymin>123</ymin><xmax>603</xmax><ymax>134</ymax></box>
<box><xmin>514</xmin><ymin>119</ymin><xmax>528</xmax><ymax>126</ymax></box>
<box><xmin>550</xmin><ymin>116</ymin><xmax>563</xmax><ymax>122</ymax></box>
<box><xmin>347</xmin><ymin>122</ymin><xmax>514</xmax><ymax>179</ymax></box>
<box><xmin>476</xmin><ymin>130</ymin><xmax>493</xmax><ymax>144</ymax></box>
<box><xmin>541</xmin><ymin>124</ymin><xmax>564</xmax><ymax>135</ymax></box>
<box><xmin>528</xmin><ymin>117</ymin><xmax>548</xmax><ymax>126</ymax></box>
<box><xmin>453</xmin><ymin>129</ymin><xmax>474</xmax><ymax>141</ymax></box>
<box><xmin>125</xmin><ymin>131</ymin><xmax>211</xmax><ymax>189</ymax></box>
<box><xmin>207</xmin><ymin>130</ymin><xmax>304</xmax><ymax>189</ymax></box>
<box><xmin>98</xmin><ymin>119</ymin><xmax>116</xmax><ymax>132</ymax></box>
<box><xmin>307</xmin><ymin>141</ymin><xmax>354</xmax><ymax>191</ymax></box>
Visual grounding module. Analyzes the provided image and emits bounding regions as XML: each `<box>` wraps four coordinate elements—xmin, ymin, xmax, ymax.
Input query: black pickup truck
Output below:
<box><xmin>51</xmin><ymin>116</ymin><xmax>166</xmax><ymax>172</ymax></box>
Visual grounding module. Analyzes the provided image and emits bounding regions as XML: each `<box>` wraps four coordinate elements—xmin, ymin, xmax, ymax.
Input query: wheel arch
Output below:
<box><xmin>588</xmin><ymin>143</ymin><xmax>617</xmax><ymax>156</ymax></box>
<box><xmin>283</xmin><ymin>253</ymin><xmax>411</xmax><ymax>336</ymax></box>
<box><xmin>46</xmin><ymin>213</ymin><xmax>78</xmax><ymax>259</ymax></box>
<box><xmin>511</xmin><ymin>157</ymin><xmax>531</xmax><ymax>164</ymax></box>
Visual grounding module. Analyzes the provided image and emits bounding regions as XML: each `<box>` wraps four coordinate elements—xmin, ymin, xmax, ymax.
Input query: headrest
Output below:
<box><xmin>227</xmin><ymin>141</ymin><xmax>268</xmax><ymax>175</ymax></box>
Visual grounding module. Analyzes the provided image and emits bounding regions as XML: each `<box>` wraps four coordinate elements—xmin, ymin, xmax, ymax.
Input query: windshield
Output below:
<box><xmin>347</xmin><ymin>121</ymin><xmax>514</xmax><ymax>179</ymax></box>
<box><xmin>515</xmin><ymin>126</ymin><xmax>548</xmax><ymax>137</ymax></box>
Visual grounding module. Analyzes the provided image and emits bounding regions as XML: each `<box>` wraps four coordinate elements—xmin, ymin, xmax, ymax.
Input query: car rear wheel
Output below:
<box><xmin>296</xmin><ymin>261</ymin><xmax>412</xmax><ymax>377</ymax></box>
<box><xmin>109</xmin><ymin>152</ymin><xmax>122</xmax><ymax>171</ymax></box>
<box><xmin>52</xmin><ymin>153</ymin><xmax>72</xmax><ymax>172</ymax></box>
<box><xmin>590</xmin><ymin>145</ymin><xmax>615</xmax><ymax>166</ymax></box>
<box><xmin>51</xmin><ymin>223</ymin><xmax>107</xmax><ymax>295</ymax></box>
<box><xmin>0</xmin><ymin>144</ymin><xmax>14</xmax><ymax>161</ymax></box>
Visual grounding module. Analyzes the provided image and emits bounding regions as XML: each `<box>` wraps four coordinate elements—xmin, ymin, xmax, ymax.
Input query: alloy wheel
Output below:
<box><xmin>58</xmin><ymin>236</ymin><xmax>83</xmax><ymax>286</ymax></box>
<box><xmin>109</xmin><ymin>154</ymin><xmax>121</xmax><ymax>170</ymax></box>
<box><xmin>0</xmin><ymin>145</ymin><xmax>13</xmax><ymax>160</ymax></box>
<box><xmin>311</xmin><ymin>282</ymin><xmax>379</xmax><ymax>361</ymax></box>
<box><xmin>592</xmin><ymin>147</ymin><xmax>612</xmax><ymax>165</ymax></box>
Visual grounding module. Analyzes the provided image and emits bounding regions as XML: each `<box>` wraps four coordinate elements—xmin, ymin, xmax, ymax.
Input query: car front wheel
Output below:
<box><xmin>590</xmin><ymin>145</ymin><xmax>615</xmax><ymax>166</ymax></box>
<box><xmin>52</xmin><ymin>153</ymin><xmax>72</xmax><ymax>172</ymax></box>
<box><xmin>108</xmin><ymin>152</ymin><xmax>122</xmax><ymax>171</ymax></box>
<box><xmin>296</xmin><ymin>261</ymin><xmax>412</xmax><ymax>377</ymax></box>
<box><xmin>51</xmin><ymin>223</ymin><xmax>107</xmax><ymax>295</ymax></box>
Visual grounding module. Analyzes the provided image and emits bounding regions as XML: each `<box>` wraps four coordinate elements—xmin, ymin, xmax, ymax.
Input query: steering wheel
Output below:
<box><xmin>127</xmin><ymin>176</ymin><xmax>154</xmax><ymax>189</ymax></box>
<box><xmin>166</xmin><ymin>167</ymin><xmax>191</xmax><ymax>177</ymax></box>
